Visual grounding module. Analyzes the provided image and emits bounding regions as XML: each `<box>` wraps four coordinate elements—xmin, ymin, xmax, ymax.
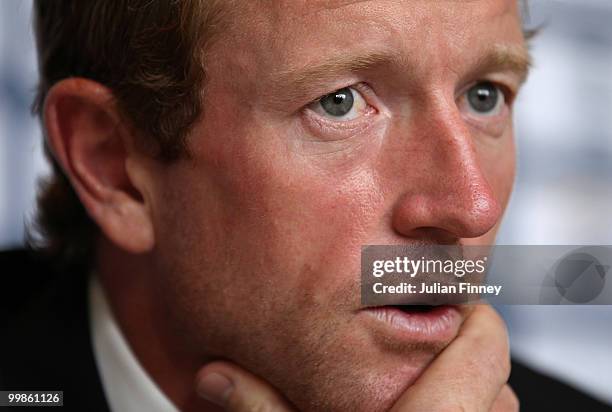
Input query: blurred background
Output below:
<box><xmin>497</xmin><ymin>0</ymin><xmax>612</xmax><ymax>405</ymax></box>
<box><xmin>0</xmin><ymin>0</ymin><xmax>610</xmax><ymax>406</ymax></box>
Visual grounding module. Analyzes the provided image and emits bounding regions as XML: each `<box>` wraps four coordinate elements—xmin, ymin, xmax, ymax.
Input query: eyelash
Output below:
<box><xmin>310</xmin><ymin>82</ymin><xmax>377</xmax><ymax>112</ymax></box>
<box><xmin>301</xmin><ymin>82</ymin><xmax>379</xmax><ymax>138</ymax></box>
<box><xmin>462</xmin><ymin>80</ymin><xmax>516</xmax><ymax>107</ymax></box>
<box><xmin>300</xmin><ymin>79</ymin><xmax>516</xmax><ymax>140</ymax></box>
<box><xmin>458</xmin><ymin>81</ymin><xmax>516</xmax><ymax>136</ymax></box>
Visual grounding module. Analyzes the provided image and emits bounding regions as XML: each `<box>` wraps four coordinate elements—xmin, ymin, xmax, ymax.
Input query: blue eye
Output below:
<box><xmin>466</xmin><ymin>82</ymin><xmax>504</xmax><ymax>115</ymax></box>
<box><xmin>310</xmin><ymin>86</ymin><xmax>368</xmax><ymax>121</ymax></box>
<box><xmin>320</xmin><ymin>88</ymin><xmax>354</xmax><ymax>117</ymax></box>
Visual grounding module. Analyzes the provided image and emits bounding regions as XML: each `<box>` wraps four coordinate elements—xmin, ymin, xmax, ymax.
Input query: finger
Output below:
<box><xmin>491</xmin><ymin>384</ymin><xmax>520</xmax><ymax>412</ymax></box>
<box><xmin>196</xmin><ymin>361</ymin><xmax>297</xmax><ymax>412</ymax></box>
<box><xmin>391</xmin><ymin>305</ymin><xmax>511</xmax><ymax>412</ymax></box>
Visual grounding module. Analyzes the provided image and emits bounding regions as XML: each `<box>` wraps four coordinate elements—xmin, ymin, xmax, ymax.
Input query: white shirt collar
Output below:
<box><xmin>89</xmin><ymin>275</ymin><xmax>180</xmax><ymax>412</ymax></box>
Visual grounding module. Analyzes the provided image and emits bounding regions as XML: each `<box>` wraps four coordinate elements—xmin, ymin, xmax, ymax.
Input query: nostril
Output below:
<box><xmin>461</xmin><ymin>189</ymin><xmax>502</xmax><ymax>237</ymax></box>
<box><xmin>397</xmin><ymin>227</ymin><xmax>460</xmax><ymax>245</ymax></box>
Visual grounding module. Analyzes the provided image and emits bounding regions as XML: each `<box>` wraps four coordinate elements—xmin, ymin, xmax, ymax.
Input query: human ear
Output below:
<box><xmin>43</xmin><ymin>78</ymin><xmax>155</xmax><ymax>253</ymax></box>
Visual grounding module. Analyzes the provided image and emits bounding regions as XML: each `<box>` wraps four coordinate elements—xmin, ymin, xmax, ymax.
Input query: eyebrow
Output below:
<box><xmin>264</xmin><ymin>51</ymin><xmax>394</xmax><ymax>110</ymax></box>
<box><xmin>275</xmin><ymin>51</ymin><xmax>394</xmax><ymax>94</ymax></box>
<box><xmin>266</xmin><ymin>44</ymin><xmax>531</xmax><ymax>110</ymax></box>
<box><xmin>474</xmin><ymin>44</ymin><xmax>532</xmax><ymax>84</ymax></box>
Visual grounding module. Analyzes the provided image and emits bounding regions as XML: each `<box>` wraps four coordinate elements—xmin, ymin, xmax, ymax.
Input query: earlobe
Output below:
<box><xmin>43</xmin><ymin>78</ymin><xmax>155</xmax><ymax>254</ymax></box>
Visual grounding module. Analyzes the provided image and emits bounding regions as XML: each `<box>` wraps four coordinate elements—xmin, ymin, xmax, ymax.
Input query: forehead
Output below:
<box><xmin>228</xmin><ymin>0</ymin><xmax>522</xmax><ymax>47</ymax></box>
<box><xmin>209</xmin><ymin>0</ymin><xmax>524</xmax><ymax>92</ymax></box>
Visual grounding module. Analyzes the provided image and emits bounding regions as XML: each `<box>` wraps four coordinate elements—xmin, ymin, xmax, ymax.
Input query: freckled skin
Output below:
<box><xmin>105</xmin><ymin>1</ymin><xmax>523</xmax><ymax>411</ymax></box>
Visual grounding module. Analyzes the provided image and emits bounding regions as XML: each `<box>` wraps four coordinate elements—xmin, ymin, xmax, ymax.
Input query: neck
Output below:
<box><xmin>95</xmin><ymin>239</ymin><xmax>222</xmax><ymax>412</ymax></box>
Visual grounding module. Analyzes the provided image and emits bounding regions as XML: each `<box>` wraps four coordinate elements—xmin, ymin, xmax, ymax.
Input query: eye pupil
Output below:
<box><xmin>467</xmin><ymin>82</ymin><xmax>499</xmax><ymax>113</ymax></box>
<box><xmin>321</xmin><ymin>87</ymin><xmax>354</xmax><ymax>117</ymax></box>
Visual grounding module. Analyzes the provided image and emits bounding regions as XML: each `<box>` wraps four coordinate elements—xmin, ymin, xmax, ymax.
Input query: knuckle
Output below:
<box><xmin>506</xmin><ymin>386</ymin><xmax>520</xmax><ymax>412</ymax></box>
<box><xmin>249</xmin><ymin>404</ymin><xmax>275</xmax><ymax>412</ymax></box>
<box><xmin>493</xmin><ymin>385</ymin><xmax>520</xmax><ymax>412</ymax></box>
<box><xmin>438</xmin><ymin>406</ymin><xmax>468</xmax><ymax>412</ymax></box>
<box><xmin>482</xmin><ymin>346</ymin><xmax>511</xmax><ymax>384</ymax></box>
<box><xmin>226</xmin><ymin>393</ymin><xmax>279</xmax><ymax>412</ymax></box>
<box><xmin>469</xmin><ymin>328</ymin><xmax>511</xmax><ymax>384</ymax></box>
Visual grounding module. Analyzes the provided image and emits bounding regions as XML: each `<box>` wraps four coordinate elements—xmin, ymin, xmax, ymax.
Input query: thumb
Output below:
<box><xmin>195</xmin><ymin>361</ymin><xmax>296</xmax><ymax>412</ymax></box>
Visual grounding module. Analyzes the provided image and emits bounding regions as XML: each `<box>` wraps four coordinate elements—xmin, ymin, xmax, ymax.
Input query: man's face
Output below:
<box><xmin>147</xmin><ymin>1</ymin><xmax>526</xmax><ymax>410</ymax></box>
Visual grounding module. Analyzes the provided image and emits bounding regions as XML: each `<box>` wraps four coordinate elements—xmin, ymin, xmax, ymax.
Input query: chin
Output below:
<box><xmin>283</xmin><ymin>354</ymin><xmax>430</xmax><ymax>412</ymax></box>
<box><xmin>282</xmin><ymin>309</ymin><xmax>459</xmax><ymax>410</ymax></box>
<box><xmin>252</xmin><ymin>317</ymin><xmax>441</xmax><ymax>412</ymax></box>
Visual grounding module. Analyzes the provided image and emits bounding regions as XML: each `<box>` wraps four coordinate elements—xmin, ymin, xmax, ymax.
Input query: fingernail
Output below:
<box><xmin>197</xmin><ymin>372</ymin><xmax>234</xmax><ymax>406</ymax></box>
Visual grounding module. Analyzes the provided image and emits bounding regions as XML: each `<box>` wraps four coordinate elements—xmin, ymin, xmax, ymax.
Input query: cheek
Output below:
<box><xmin>496</xmin><ymin>133</ymin><xmax>516</xmax><ymax>207</ymax></box>
<box><xmin>479</xmin><ymin>128</ymin><xmax>516</xmax><ymax>209</ymax></box>
<box><xmin>193</xmin><ymin>112</ymin><xmax>384</xmax><ymax>256</ymax></box>
<box><xmin>154</xmin><ymin>123</ymin><xmax>386</xmax><ymax>311</ymax></box>
<box><xmin>149</xmin><ymin>140</ymin><xmax>390</xmax><ymax>368</ymax></box>
<box><xmin>217</xmin><ymin>144</ymin><xmax>384</xmax><ymax>277</ymax></box>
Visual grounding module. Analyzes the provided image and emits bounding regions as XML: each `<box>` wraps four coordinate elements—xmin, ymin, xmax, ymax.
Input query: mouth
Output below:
<box><xmin>359</xmin><ymin>304</ymin><xmax>463</xmax><ymax>343</ymax></box>
<box><xmin>395</xmin><ymin>305</ymin><xmax>438</xmax><ymax>313</ymax></box>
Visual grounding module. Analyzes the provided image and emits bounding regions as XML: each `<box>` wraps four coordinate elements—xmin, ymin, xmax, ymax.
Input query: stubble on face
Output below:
<box><xmin>149</xmin><ymin>0</ymin><xmax>527</xmax><ymax>411</ymax></box>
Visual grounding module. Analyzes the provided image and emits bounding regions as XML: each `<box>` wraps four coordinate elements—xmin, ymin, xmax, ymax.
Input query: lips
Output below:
<box><xmin>359</xmin><ymin>305</ymin><xmax>463</xmax><ymax>343</ymax></box>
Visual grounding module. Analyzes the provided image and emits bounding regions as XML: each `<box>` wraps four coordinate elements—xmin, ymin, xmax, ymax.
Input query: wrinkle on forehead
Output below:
<box><xmin>306</xmin><ymin>0</ymin><xmax>376</xmax><ymax>12</ymax></box>
<box><xmin>241</xmin><ymin>0</ymin><xmax>520</xmax><ymax>34</ymax></box>
<box><xmin>211</xmin><ymin>0</ymin><xmax>526</xmax><ymax>98</ymax></box>
<box><xmin>268</xmin><ymin>0</ymin><xmax>516</xmax><ymax>16</ymax></box>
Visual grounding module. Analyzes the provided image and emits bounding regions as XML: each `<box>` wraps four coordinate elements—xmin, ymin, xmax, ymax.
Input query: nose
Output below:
<box><xmin>390</xmin><ymin>99</ymin><xmax>503</xmax><ymax>242</ymax></box>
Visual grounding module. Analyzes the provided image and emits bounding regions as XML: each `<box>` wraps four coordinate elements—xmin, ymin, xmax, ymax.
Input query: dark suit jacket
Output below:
<box><xmin>1</xmin><ymin>249</ymin><xmax>610</xmax><ymax>411</ymax></box>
